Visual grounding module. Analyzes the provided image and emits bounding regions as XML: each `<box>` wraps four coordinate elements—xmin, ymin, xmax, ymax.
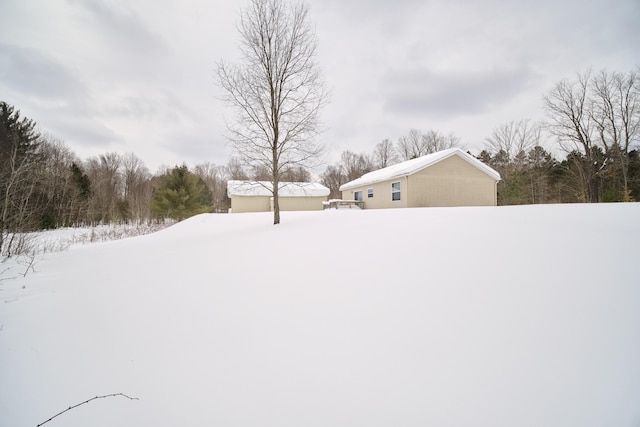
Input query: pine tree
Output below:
<box><xmin>150</xmin><ymin>165</ymin><xmax>212</xmax><ymax>220</ymax></box>
<box><xmin>1</xmin><ymin>102</ymin><xmax>44</xmax><ymax>253</ymax></box>
<box><xmin>0</xmin><ymin>102</ymin><xmax>41</xmax><ymax>161</ymax></box>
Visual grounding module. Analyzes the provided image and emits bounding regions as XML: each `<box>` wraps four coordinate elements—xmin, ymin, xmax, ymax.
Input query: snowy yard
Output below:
<box><xmin>1</xmin><ymin>204</ymin><xmax>639</xmax><ymax>426</ymax></box>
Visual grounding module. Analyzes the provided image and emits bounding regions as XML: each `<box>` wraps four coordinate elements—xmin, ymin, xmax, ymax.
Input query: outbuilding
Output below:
<box><xmin>227</xmin><ymin>180</ymin><xmax>330</xmax><ymax>213</ymax></box>
<box><xmin>339</xmin><ymin>148</ymin><xmax>500</xmax><ymax>208</ymax></box>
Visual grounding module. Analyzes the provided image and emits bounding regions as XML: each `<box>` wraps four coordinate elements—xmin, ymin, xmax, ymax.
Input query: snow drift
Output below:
<box><xmin>1</xmin><ymin>204</ymin><xmax>639</xmax><ymax>426</ymax></box>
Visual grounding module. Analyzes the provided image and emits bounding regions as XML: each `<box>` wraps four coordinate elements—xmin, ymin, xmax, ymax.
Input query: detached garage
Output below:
<box><xmin>339</xmin><ymin>148</ymin><xmax>500</xmax><ymax>208</ymax></box>
<box><xmin>227</xmin><ymin>180</ymin><xmax>330</xmax><ymax>213</ymax></box>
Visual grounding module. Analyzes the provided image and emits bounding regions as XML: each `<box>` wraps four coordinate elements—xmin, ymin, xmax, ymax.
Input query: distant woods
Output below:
<box><xmin>0</xmin><ymin>98</ymin><xmax>321</xmax><ymax>255</ymax></box>
<box><xmin>0</xmin><ymin>101</ymin><xmax>250</xmax><ymax>255</ymax></box>
<box><xmin>1</xmin><ymin>68</ymin><xmax>638</xmax><ymax>252</ymax></box>
<box><xmin>484</xmin><ymin>69</ymin><xmax>640</xmax><ymax>204</ymax></box>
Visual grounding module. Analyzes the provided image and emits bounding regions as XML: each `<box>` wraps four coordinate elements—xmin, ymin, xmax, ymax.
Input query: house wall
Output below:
<box><xmin>341</xmin><ymin>176</ymin><xmax>409</xmax><ymax>209</ymax></box>
<box><xmin>230</xmin><ymin>195</ymin><xmax>271</xmax><ymax>213</ymax></box>
<box><xmin>279</xmin><ymin>196</ymin><xmax>326</xmax><ymax>211</ymax></box>
<box><xmin>340</xmin><ymin>154</ymin><xmax>498</xmax><ymax>208</ymax></box>
<box><xmin>231</xmin><ymin>195</ymin><xmax>326</xmax><ymax>213</ymax></box>
<box><xmin>407</xmin><ymin>154</ymin><xmax>498</xmax><ymax>207</ymax></box>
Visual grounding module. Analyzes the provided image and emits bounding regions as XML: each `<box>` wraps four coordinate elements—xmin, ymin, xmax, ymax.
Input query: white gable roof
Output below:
<box><xmin>227</xmin><ymin>181</ymin><xmax>330</xmax><ymax>197</ymax></box>
<box><xmin>339</xmin><ymin>148</ymin><xmax>501</xmax><ymax>191</ymax></box>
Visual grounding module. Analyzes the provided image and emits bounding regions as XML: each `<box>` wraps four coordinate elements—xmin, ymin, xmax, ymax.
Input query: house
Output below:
<box><xmin>339</xmin><ymin>148</ymin><xmax>500</xmax><ymax>208</ymax></box>
<box><xmin>227</xmin><ymin>180</ymin><xmax>330</xmax><ymax>213</ymax></box>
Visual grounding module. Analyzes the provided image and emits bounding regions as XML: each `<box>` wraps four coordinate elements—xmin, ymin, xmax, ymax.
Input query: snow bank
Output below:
<box><xmin>1</xmin><ymin>204</ymin><xmax>639</xmax><ymax>426</ymax></box>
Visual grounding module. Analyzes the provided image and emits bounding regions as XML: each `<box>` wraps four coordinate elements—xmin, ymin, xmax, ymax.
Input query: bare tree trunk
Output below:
<box><xmin>272</xmin><ymin>145</ymin><xmax>280</xmax><ymax>225</ymax></box>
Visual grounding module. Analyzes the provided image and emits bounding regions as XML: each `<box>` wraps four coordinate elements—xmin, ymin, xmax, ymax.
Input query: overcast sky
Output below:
<box><xmin>1</xmin><ymin>0</ymin><xmax>638</xmax><ymax>172</ymax></box>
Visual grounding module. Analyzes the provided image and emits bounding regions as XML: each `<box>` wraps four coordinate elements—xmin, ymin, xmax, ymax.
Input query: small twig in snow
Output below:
<box><xmin>21</xmin><ymin>253</ymin><xmax>38</xmax><ymax>277</ymax></box>
<box><xmin>36</xmin><ymin>393</ymin><xmax>139</xmax><ymax>426</ymax></box>
<box><xmin>0</xmin><ymin>266</ymin><xmax>16</xmax><ymax>282</ymax></box>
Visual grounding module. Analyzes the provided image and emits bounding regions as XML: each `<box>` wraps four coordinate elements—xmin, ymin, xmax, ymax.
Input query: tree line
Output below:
<box><xmin>0</xmin><ymin>99</ymin><xmax>329</xmax><ymax>255</ymax></box>
<box><xmin>321</xmin><ymin>69</ymin><xmax>640</xmax><ymax>204</ymax></box>
<box><xmin>2</xmin><ymin>68</ymin><xmax>638</xmax><ymax>253</ymax></box>
<box><xmin>0</xmin><ymin>102</ymin><xmax>230</xmax><ymax>255</ymax></box>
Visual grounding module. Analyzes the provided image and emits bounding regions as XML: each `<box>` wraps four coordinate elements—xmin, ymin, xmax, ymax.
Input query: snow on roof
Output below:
<box><xmin>227</xmin><ymin>180</ymin><xmax>330</xmax><ymax>197</ymax></box>
<box><xmin>339</xmin><ymin>148</ymin><xmax>501</xmax><ymax>191</ymax></box>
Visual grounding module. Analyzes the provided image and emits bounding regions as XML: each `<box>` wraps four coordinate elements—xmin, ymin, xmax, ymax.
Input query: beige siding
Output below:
<box><xmin>279</xmin><ymin>196</ymin><xmax>326</xmax><ymax>211</ymax></box>
<box><xmin>341</xmin><ymin>176</ymin><xmax>408</xmax><ymax>209</ymax></box>
<box><xmin>230</xmin><ymin>195</ymin><xmax>271</xmax><ymax>213</ymax></box>
<box><xmin>407</xmin><ymin>155</ymin><xmax>497</xmax><ymax>207</ymax></box>
<box><xmin>341</xmin><ymin>154</ymin><xmax>498</xmax><ymax>208</ymax></box>
<box><xmin>231</xmin><ymin>195</ymin><xmax>326</xmax><ymax>213</ymax></box>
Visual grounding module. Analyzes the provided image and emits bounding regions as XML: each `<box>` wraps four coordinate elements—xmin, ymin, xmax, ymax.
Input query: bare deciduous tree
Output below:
<box><xmin>251</xmin><ymin>164</ymin><xmax>272</xmax><ymax>181</ymax></box>
<box><xmin>121</xmin><ymin>153</ymin><xmax>152</xmax><ymax>223</ymax></box>
<box><xmin>543</xmin><ymin>71</ymin><xmax>602</xmax><ymax>202</ymax></box>
<box><xmin>590</xmin><ymin>69</ymin><xmax>640</xmax><ymax>201</ymax></box>
<box><xmin>544</xmin><ymin>69</ymin><xmax>640</xmax><ymax>202</ymax></box>
<box><xmin>224</xmin><ymin>157</ymin><xmax>249</xmax><ymax>181</ymax></box>
<box><xmin>281</xmin><ymin>165</ymin><xmax>311</xmax><ymax>182</ymax></box>
<box><xmin>85</xmin><ymin>152</ymin><xmax>123</xmax><ymax>223</ymax></box>
<box><xmin>340</xmin><ymin>150</ymin><xmax>373</xmax><ymax>182</ymax></box>
<box><xmin>320</xmin><ymin>150</ymin><xmax>372</xmax><ymax>200</ymax></box>
<box><xmin>485</xmin><ymin>119</ymin><xmax>542</xmax><ymax>170</ymax></box>
<box><xmin>194</xmin><ymin>161</ymin><xmax>229</xmax><ymax>212</ymax></box>
<box><xmin>397</xmin><ymin>129</ymin><xmax>425</xmax><ymax>160</ymax></box>
<box><xmin>397</xmin><ymin>128</ymin><xmax>459</xmax><ymax>161</ymax></box>
<box><xmin>320</xmin><ymin>164</ymin><xmax>344</xmax><ymax>200</ymax></box>
<box><xmin>38</xmin><ymin>137</ymin><xmax>80</xmax><ymax>227</ymax></box>
<box><xmin>372</xmin><ymin>138</ymin><xmax>397</xmax><ymax>168</ymax></box>
<box><xmin>483</xmin><ymin>119</ymin><xmax>545</xmax><ymax>205</ymax></box>
<box><xmin>217</xmin><ymin>0</ymin><xmax>327</xmax><ymax>224</ymax></box>
<box><xmin>423</xmin><ymin>130</ymin><xmax>460</xmax><ymax>153</ymax></box>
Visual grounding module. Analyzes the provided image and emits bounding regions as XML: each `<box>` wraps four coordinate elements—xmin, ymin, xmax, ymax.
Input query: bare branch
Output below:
<box><xmin>36</xmin><ymin>393</ymin><xmax>139</xmax><ymax>427</ymax></box>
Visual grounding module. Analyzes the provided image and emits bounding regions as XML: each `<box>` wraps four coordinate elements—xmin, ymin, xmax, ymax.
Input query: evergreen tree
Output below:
<box><xmin>1</xmin><ymin>102</ymin><xmax>44</xmax><ymax>254</ymax></box>
<box><xmin>0</xmin><ymin>101</ymin><xmax>41</xmax><ymax>161</ymax></box>
<box><xmin>150</xmin><ymin>165</ymin><xmax>213</xmax><ymax>220</ymax></box>
<box><xmin>627</xmin><ymin>150</ymin><xmax>640</xmax><ymax>201</ymax></box>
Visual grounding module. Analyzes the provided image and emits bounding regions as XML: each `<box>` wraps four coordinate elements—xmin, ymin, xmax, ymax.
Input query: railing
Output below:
<box><xmin>324</xmin><ymin>199</ymin><xmax>364</xmax><ymax>209</ymax></box>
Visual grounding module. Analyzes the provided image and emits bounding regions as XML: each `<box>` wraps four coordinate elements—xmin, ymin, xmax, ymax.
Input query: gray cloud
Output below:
<box><xmin>49</xmin><ymin>115</ymin><xmax>122</xmax><ymax>147</ymax></box>
<box><xmin>104</xmin><ymin>94</ymin><xmax>183</xmax><ymax>122</ymax></box>
<box><xmin>383</xmin><ymin>67</ymin><xmax>538</xmax><ymax>118</ymax></box>
<box><xmin>0</xmin><ymin>42</ymin><xmax>119</xmax><ymax>148</ymax></box>
<box><xmin>2</xmin><ymin>0</ymin><xmax>638</xmax><ymax>170</ymax></box>
<box><xmin>0</xmin><ymin>43</ymin><xmax>85</xmax><ymax>101</ymax></box>
<box><xmin>160</xmin><ymin>126</ymin><xmax>229</xmax><ymax>167</ymax></box>
<box><xmin>68</xmin><ymin>0</ymin><xmax>167</xmax><ymax>57</ymax></box>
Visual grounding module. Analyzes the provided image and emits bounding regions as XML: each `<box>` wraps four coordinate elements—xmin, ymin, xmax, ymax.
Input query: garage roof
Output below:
<box><xmin>227</xmin><ymin>181</ymin><xmax>330</xmax><ymax>197</ymax></box>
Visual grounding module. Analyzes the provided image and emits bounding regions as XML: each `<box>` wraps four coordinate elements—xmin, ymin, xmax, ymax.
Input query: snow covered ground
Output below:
<box><xmin>1</xmin><ymin>204</ymin><xmax>639</xmax><ymax>427</ymax></box>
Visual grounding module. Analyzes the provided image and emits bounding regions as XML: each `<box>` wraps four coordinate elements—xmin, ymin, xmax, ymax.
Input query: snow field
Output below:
<box><xmin>1</xmin><ymin>204</ymin><xmax>639</xmax><ymax>426</ymax></box>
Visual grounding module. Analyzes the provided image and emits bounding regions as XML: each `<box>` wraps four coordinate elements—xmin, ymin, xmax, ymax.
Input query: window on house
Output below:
<box><xmin>367</xmin><ymin>188</ymin><xmax>374</xmax><ymax>198</ymax></box>
<box><xmin>391</xmin><ymin>182</ymin><xmax>401</xmax><ymax>201</ymax></box>
<box><xmin>354</xmin><ymin>191</ymin><xmax>363</xmax><ymax>201</ymax></box>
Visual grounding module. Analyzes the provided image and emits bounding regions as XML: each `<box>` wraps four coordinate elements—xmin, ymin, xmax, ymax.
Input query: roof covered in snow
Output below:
<box><xmin>227</xmin><ymin>181</ymin><xmax>330</xmax><ymax>197</ymax></box>
<box><xmin>339</xmin><ymin>148</ymin><xmax>501</xmax><ymax>191</ymax></box>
